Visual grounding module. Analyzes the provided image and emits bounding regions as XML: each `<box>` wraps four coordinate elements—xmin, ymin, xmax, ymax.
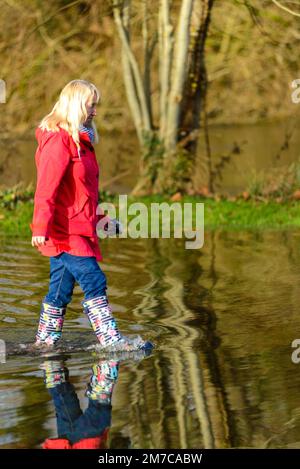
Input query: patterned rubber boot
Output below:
<box><xmin>86</xmin><ymin>360</ymin><xmax>119</xmax><ymax>404</ymax></box>
<box><xmin>35</xmin><ymin>303</ymin><xmax>66</xmax><ymax>347</ymax></box>
<box><xmin>83</xmin><ymin>295</ymin><xmax>154</xmax><ymax>353</ymax></box>
<box><xmin>40</xmin><ymin>360</ymin><xmax>69</xmax><ymax>389</ymax></box>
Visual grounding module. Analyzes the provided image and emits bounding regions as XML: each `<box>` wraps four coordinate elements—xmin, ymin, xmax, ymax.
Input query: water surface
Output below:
<box><xmin>1</xmin><ymin>120</ymin><xmax>299</xmax><ymax>194</ymax></box>
<box><xmin>1</xmin><ymin>231</ymin><xmax>300</xmax><ymax>448</ymax></box>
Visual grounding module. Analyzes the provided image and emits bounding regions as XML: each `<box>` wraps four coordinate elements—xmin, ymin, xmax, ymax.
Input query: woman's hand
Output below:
<box><xmin>104</xmin><ymin>218</ymin><xmax>123</xmax><ymax>236</ymax></box>
<box><xmin>31</xmin><ymin>236</ymin><xmax>47</xmax><ymax>247</ymax></box>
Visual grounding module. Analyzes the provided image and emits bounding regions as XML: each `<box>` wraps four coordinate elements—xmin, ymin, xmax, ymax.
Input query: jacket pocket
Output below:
<box><xmin>68</xmin><ymin>195</ymin><xmax>96</xmax><ymax>237</ymax></box>
<box><xmin>66</xmin><ymin>193</ymin><xmax>90</xmax><ymax>219</ymax></box>
<box><xmin>53</xmin><ymin>194</ymin><xmax>96</xmax><ymax>237</ymax></box>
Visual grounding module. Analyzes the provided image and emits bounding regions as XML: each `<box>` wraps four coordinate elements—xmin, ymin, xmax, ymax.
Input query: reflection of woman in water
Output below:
<box><xmin>41</xmin><ymin>358</ymin><xmax>118</xmax><ymax>449</ymax></box>
<box><xmin>30</xmin><ymin>79</ymin><xmax>152</xmax><ymax>353</ymax></box>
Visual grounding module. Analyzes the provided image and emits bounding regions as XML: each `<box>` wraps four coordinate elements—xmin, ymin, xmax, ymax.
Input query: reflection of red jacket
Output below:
<box><xmin>42</xmin><ymin>429</ymin><xmax>109</xmax><ymax>449</ymax></box>
<box><xmin>30</xmin><ymin>126</ymin><xmax>100</xmax><ymax>239</ymax></box>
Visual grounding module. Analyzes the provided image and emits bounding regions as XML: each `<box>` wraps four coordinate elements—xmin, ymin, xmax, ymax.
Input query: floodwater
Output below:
<box><xmin>1</xmin><ymin>231</ymin><xmax>300</xmax><ymax>448</ymax></box>
<box><xmin>1</xmin><ymin>119</ymin><xmax>300</xmax><ymax>194</ymax></box>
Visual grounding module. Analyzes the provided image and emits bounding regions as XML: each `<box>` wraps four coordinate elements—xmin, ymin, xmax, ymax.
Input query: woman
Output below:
<box><xmin>30</xmin><ymin>79</ymin><xmax>152</xmax><ymax>352</ymax></box>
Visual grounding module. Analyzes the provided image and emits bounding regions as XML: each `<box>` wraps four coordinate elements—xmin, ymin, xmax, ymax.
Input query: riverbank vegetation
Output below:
<box><xmin>2</xmin><ymin>184</ymin><xmax>300</xmax><ymax>237</ymax></box>
<box><xmin>1</xmin><ymin>1</ymin><xmax>300</xmax><ymax>227</ymax></box>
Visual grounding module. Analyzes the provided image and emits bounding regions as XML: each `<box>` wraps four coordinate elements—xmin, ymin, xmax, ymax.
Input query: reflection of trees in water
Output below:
<box><xmin>113</xmin><ymin>234</ymin><xmax>250</xmax><ymax>448</ymax></box>
<box><xmin>4</xmin><ymin>231</ymin><xmax>300</xmax><ymax>447</ymax></box>
<box><xmin>0</xmin><ymin>370</ymin><xmax>48</xmax><ymax>448</ymax></box>
<box><xmin>199</xmin><ymin>231</ymin><xmax>255</xmax><ymax>447</ymax></box>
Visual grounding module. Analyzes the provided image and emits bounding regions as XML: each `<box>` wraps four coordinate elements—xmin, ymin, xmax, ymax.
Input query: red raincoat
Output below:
<box><xmin>30</xmin><ymin>126</ymin><xmax>103</xmax><ymax>261</ymax></box>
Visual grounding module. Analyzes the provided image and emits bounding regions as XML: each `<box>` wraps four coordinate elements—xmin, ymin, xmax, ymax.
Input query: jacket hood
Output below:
<box><xmin>35</xmin><ymin>127</ymin><xmax>67</xmax><ymax>150</ymax></box>
<box><xmin>35</xmin><ymin>126</ymin><xmax>91</xmax><ymax>152</ymax></box>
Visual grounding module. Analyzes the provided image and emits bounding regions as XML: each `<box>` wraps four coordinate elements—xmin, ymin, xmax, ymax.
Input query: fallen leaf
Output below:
<box><xmin>292</xmin><ymin>190</ymin><xmax>300</xmax><ymax>200</ymax></box>
<box><xmin>242</xmin><ymin>191</ymin><xmax>250</xmax><ymax>200</ymax></box>
<box><xmin>171</xmin><ymin>192</ymin><xmax>182</xmax><ymax>201</ymax></box>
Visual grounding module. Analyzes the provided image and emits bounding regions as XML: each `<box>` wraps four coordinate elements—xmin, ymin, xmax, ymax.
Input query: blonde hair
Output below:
<box><xmin>39</xmin><ymin>79</ymin><xmax>100</xmax><ymax>154</ymax></box>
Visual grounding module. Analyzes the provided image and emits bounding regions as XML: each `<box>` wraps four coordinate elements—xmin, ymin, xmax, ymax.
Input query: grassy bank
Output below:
<box><xmin>1</xmin><ymin>190</ymin><xmax>300</xmax><ymax>237</ymax></box>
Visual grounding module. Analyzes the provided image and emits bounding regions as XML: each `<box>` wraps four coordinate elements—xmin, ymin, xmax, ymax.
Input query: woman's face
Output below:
<box><xmin>84</xmin><ymin>93</ymin><xmax>98</xmax><ymax>125</ymax></box>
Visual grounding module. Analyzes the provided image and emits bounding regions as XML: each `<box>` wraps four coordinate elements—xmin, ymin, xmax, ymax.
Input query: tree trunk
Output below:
<box><xmin>164</xmin><ymin>0</ymin><xmax>194</xmax><ymax>153</ymax></box>
<box><xmin>111</xmin><ymin>0</ymin><xmax>215</xmax><ymax>196</ymax></box>
<box><xmin>112</xmin><ymin>0</ymin><xmax>152</xmax><ymax>138</ymax></box>
<box><xmin>180</xmin><ymin>0</ymin><xmax>214</xmax><ymax>154</ymax></box>
<box><xmin>158</xmin><ymin>0</ymin><xmax>174</xmax><ymax>141</ymax></box>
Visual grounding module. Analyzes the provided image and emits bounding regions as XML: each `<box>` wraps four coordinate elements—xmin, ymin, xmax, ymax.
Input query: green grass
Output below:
<box><xmin>194</xmin><ymin>197</ymin><xmax>300</xmax><ymax>230</ymax></box>
<box><xmin>1</xmin><ymin>195</ymin><xmax>300</xmax><ymax>238</ymax></box>
<box><xmin>0</xmin><ymin>200</ymin><xmax>34</xmax><ymax>237</ymax></box>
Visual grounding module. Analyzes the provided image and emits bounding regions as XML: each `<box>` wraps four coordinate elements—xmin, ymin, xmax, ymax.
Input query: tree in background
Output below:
<box><xmin>1</xmin><ymin>0</ymin><xmax>300</xmax><ymax>195</ymax></box>
<box><xmin>112</xmin><ymin>0</ymin><xmax>214</xmax><ymax>195</ymax></box>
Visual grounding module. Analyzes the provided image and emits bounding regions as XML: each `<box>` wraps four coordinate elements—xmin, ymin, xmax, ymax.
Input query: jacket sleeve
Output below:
<box><xmin>30</xmin><ymin>132</ymin><xmax>72</xmax><ymax>237</ymax></box>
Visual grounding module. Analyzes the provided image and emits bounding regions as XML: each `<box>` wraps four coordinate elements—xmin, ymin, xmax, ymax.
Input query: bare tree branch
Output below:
<box><xmin>112</xmin><ymin>0</ymin><xmax>152</xmax><ymax>133</ymax></box>
<box><xmin>118</xmin><ymin>0</ymin><xmax>144</xmax><ymax>143</ymax></box>
<box><xmin>14</xmin><ymin>0</ymin><xmax>83</xmax><ymax>48</ymax></box>
<box><xmin>142</xmin><ymin>0</ymin><xmax>154</xmax><ymax>128</ymax></box>
<box><xmin>36</xmin><ymin>11</ymin><xmax>79</xmax><ymax>74</ymax></box>
<box><xmin>271</xmin><ymin>0</ymin><xmax>300</xmax><ymax>17</ymax></box>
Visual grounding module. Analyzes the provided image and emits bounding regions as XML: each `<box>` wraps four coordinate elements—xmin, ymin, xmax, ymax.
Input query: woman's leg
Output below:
<box><xmin>64</xmin><ymin>360</ymin><xmax>118</xmax><ymax>445</ymax></box>
<box><xmin>42</xmin><ymin>360</ymin><xmax>82</xmax><ymax>434</ymax></box>
<box><xmin>51</xmin><ymin>253</ymin><xmax>118</xmax><ymax>347</ymax></box>
<box><xmin>56</xmin><ymin>253</ymin><xmax>153</xmax><ymax>351</ymax></box>
<box><xmin>50</xmin><ymin>253</ymin><xmax>107</xmax><ymax>301</ymax></box>
<box><xmin>44</xmin><ymin>255</ymin><xmax>76</xmax><ymax>307</ymax></box>
<box><xmin>35</xmin><ymin>255</ymin><xmax>76</xmax><ymax>346</ymax></box>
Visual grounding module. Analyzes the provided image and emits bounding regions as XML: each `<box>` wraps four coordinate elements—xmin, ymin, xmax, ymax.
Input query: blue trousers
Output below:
<box><xmin>43</xmin><ymin>253</ymin><xmax>107</xmax><ymax>308</ymax></box>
